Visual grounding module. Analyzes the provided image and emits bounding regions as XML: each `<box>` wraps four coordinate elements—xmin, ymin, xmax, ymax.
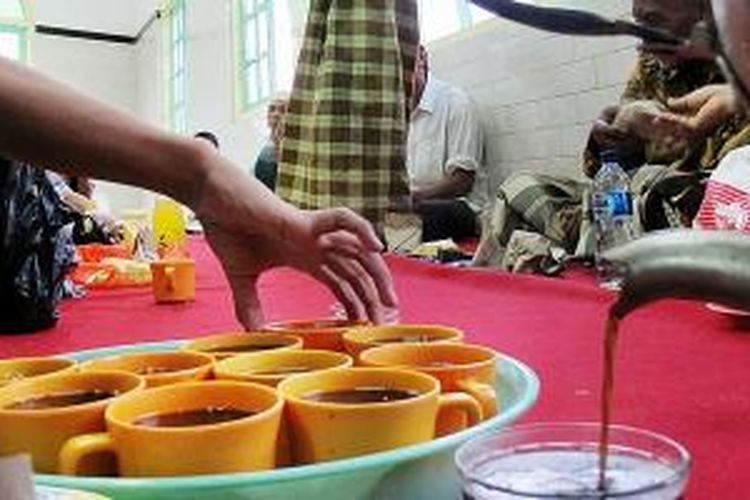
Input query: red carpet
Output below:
<box><xmin>2</xmin><ymin>238</ymin><xmax>749</xmax><ymax>497</ymax></box>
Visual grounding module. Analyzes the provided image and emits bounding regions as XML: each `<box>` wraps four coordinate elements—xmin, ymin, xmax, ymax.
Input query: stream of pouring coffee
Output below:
<box><xmin>599</xmin><ymin>316</ymin><xmax>619</xmax><ymax>491</ymax></box>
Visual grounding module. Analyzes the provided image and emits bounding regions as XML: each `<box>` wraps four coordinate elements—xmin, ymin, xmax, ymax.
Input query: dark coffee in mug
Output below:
<box><xmin>134</xmin><ymin>366</ymin><xmax>178</xmax><ymax>375</ymax></box>
<box><xmin>205</xmin><ymin>344</ymin><xmax>289</xmax><ymax>353</ymax></box>
<box><xmin>133</xmin><ymin>406</ymin><xmax>255</xmax><ymax>428</ymax></box>
<box><xmin>303</xmin><ymin>386</ymin><xmax>420</xmax><ymax>404</ymax></box>
<box><xmin>377</xmin><ymin>335</ymin><xmax>439</xmax><ymax>344</ymax></box>
<box><xmin>5</xmin><ymin>389</ymin><xmax>116</xmax><ymax>410</ymax></box>
<box><xmin>253</xmin><ymin>366</ymin><xmax>312</xmax><ymax>375</ymax></box>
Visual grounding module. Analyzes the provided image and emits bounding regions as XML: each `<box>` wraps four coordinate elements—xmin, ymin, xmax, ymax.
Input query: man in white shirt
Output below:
<box><xmin>406</xmin><ymin>46</ymin><xmax>488</xmax><ymax>242</ymax></box>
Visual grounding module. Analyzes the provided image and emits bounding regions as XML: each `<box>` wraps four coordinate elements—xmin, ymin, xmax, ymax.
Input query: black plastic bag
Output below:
<box><xmin>0</xmin><ymin>160</ymin><xmax>73</xmax><ymax>333</ymax></box>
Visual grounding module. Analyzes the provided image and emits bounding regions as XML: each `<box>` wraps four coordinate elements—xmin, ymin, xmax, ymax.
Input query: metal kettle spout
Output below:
<box><xmin>604</xmin><ymin>230</ymin><xmax>750</xmax><ymax>319</ymax></box>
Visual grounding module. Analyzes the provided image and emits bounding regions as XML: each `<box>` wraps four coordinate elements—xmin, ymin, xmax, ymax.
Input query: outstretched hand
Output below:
<box><xmin>203</xmin><ymin>206</ymin><xmax>398</xmax><ymax>331</ymax></box>
<box><xmin>657</xmin><ymin>84</ymin><xmax>738</xmax><ymax>139</ymax></box>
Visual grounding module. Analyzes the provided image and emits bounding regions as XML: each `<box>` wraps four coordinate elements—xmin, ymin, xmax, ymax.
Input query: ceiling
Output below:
<box><xmin>35</xmin><ymin>0</ymin><xmax>161</xmax><ymax>35</ymax></box>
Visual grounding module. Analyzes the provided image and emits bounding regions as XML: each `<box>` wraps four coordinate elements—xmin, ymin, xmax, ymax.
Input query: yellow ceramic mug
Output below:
<box><xmin>343</xmin><ymin>324</ymin><xmax>464</xmax><ymax>360</ymax></box>
<box><xmin>59</xmin><ymin>381</ymin><xmax>283</xmax><ymax>477</ymax></box>
<box><xmin>214</xmin><ymin>350</ymin><xmax>352</xmax><ymax>467</ymax></box>
<box><xmin>359</xmin><ymin>343</ymin><xmax>498</xmax><ymax>432</ymax></box>
<box><xmin>0</xmin><ymin>371</ymin><xmax>144</xmax><ymax>473</ymax></box>
<box><xmin>80</xmin><ymin>351</ymin><xmax>214</xmax><ymax>387</ymax></box>
<box><xmin>277</xmin><ymin>367</ymin><xmax>482</xmax><ymax>464</ymax></box>
<box><xmin>0</xmin><ymin>357</ymin><xmax>76</xmax><ymax>387</ymax></box>
<box><xmin>214</xmin><ymin>349</ymin><xmax>353</xmax><ymax>387</ymax></box>
<box><xmin>263</xmin><ymin>318</ymin><xmax>370</xmax><ymax>352</ymax></box>
<box><xmin>183</xmin><ymin>332</ymin><xmax>303</xmax><ymax>360</ymax></box>
<box><xmin>150</xmin><ymin>259</ymin><xmax>195</xmax><ymax>303</ymax></box>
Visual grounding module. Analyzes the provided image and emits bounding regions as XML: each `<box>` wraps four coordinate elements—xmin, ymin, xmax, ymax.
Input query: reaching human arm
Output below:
<box><xmin>658</xmin><ymin>84</ymin><xmax>740</xmax><ymax>138</ymax></box>
<box><xmin>583</xmin><ymin>104</ymin><xmax>647</xmax><ymax>176</ymax></box>
<box><xmin>411</xmin><ymin>169</ymin><xmax>475</xmax><ymax>204</ymax></box>
<box><xmin>0</xmin><ymin>57</ymin><xmax>397</xmax><ymax>328</ymax></box>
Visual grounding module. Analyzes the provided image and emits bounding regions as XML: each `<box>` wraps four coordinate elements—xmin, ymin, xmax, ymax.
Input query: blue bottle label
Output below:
<box><xmin>609</xmin><ymin>190</ymin><xmax>633</xmax><ymax>218</ymax></box>
<box><xmin>593</xmin><ymin>190</ymin><xmax>633</xmax><ymax>219</ymax></box>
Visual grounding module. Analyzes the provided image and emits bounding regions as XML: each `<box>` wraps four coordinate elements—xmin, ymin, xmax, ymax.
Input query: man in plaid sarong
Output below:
<box><xmin>277</xmin><ymin>0</ymin><xmax>419</xmax><ymax>228</ymax></box>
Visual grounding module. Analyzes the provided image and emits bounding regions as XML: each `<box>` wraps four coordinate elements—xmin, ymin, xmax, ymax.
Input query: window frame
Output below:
<box><xmin>166</xmin><ymin>0</ymin><xmax>188</xmax><ymax>134</ymax></box>
<box><xmin>418</xmin><ymin>0</ymin><xmax>494</xmax><ymax>44</ymax></box>
<box><xmin>235</xmin><ymin>0</ymin><xmax>275</xmax><ymax>114</ymax></box>
<box><xmin>0</xmin><ymin>0</ymin><xmax>31</xmax><ymax>62</ymax></box>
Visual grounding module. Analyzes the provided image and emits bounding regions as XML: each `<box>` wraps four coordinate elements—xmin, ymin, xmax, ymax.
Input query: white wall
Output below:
<box><xmin>181</xmin><ymin>0</ymin><xmax>305</xmax><ymax>172</ymax></box>
<box><xmin>35</xmin><ymin>0</ymin><xmax>152</xmax><ymax>35</ymax></box>
<box><xmin>428</xmin><ymin>0</ymin><xmax>635</xmax><ymax>190</ymax></box>
<box><xmin>185</xmin><ymin>0</ymin><xmax>261</xmax><ymax>171</ymax></box>
<box><xmin>32</xmin><ymin>33</ymin><xmax>154</xmax><ymax>215</ymax></box>
<box><xmin>33</xmin><ymin>34</ymin><xmax>136</xmax><ymax>112</ymax></box>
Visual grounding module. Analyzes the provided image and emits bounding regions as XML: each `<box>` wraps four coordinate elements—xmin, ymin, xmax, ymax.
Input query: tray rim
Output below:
<box><xmin>35</xmin><ymin>339</ymin><xmax>540</xmax><ymax>493</ymax></box>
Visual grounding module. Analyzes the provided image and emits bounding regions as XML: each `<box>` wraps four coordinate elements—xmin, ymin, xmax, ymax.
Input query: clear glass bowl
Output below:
<box><xmin>455</xmin><ymin>422</ymin><xmax>690</xmax><ymax>499</ymax></box>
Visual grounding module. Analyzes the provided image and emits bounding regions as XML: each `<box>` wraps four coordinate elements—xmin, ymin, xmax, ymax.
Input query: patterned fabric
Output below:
<box><xmin>472</xmin><ymin>172</ymin><xmax>588</xmax><ymax>269</ymax></box>
<box><xmin>277</xmin><ymin>0</ymin><xmax>419</xmax><ymax>226</ymax></box>
<box><xmin>695</xmin><ymin>146</ymin><xmax>750</xmax><ymax>231</ymax></box>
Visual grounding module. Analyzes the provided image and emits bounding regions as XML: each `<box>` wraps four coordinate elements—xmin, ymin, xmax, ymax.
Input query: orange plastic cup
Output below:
<box><xmin>0</xmin><ymin>357</ymin><xmax>76</xmax><ymax>388</ymax></box>
<box><xmin>150</xmin><ymin>259</ymin><xmax>195</xmax><ymax>303</ymax></box>
<box><xmin>182</xmin><ymin>332</ymin><xmax>303</xmax><ymax>361</ymax></box>
<box><xmin>263</xmin><ymin>318</ymin><xmax>370</xmax><ymax>352</ymax></box>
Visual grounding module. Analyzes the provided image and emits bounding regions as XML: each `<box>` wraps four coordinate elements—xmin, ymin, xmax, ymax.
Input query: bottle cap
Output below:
<box><xmin>600</xmin><ymin>149</ymin><xmax>619</xmax><ymax>163</ymax></box>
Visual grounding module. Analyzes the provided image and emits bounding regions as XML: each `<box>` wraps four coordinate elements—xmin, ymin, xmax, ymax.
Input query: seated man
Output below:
<box><xmin>407</xmin><ymin>46</ymin><xmax>489</xmax><ymax>242</ymax></box>
<box><xmin>474</xmin><ymin>0</ymin><xmax>750</xmax><ymax>270</ymax></box>
<box><xmin>253</xmin><ymin>97</ymin><xmax>287</xmax><ymax>192</ymax></box>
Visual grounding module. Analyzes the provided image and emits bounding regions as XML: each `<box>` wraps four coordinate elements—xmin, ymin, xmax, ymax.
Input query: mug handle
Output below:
<box><xmin>457</xmin><ymin>379</ymin><xmax>498</xmax><ymax>418</ymax></box>
<box><xmin>436</xmin><ymin>392</ymin><xmax>483</xmax><ymax>437</ymax></box>
<box><xmin>59</xmin><ymin>432</ymin><xmax>115</xmax><ymax>476</ymax></box>
<box><xmin>164</xmin><ymin>266</ymin><xmax>176</xmax><ymax>291</ymax></box>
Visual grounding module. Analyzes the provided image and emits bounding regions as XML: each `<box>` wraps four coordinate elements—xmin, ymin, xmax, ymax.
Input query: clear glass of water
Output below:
<box><xmin>455</xmin><ymin>423</ymin><xmax>690</xmax><ymax>499</ymax></box>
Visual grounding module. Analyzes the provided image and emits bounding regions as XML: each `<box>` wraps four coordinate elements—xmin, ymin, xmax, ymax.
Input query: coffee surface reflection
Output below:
<box><xmin>377</xmin><ymin>335</ymin><xmax>440</xmax><ymax>344</ymax></box>
<box><xmin>252</xmin><ymin>366</ymin><xmax>312</xmax><ymax>375</ymax></box>
<box><xmin>205</xmin><ymin>344</ymin><xmax>288</xmax><ymax>353</ymax></box>
<box><xmin>5</xmin><ymin>389</ymin><xmax>116</xmax><ymax>410</ymax></box>
<box><xmin>304</xmin><ymin>387</ymin><xmax>420</xmax><ymax>404</ymax></box>
<box><xmin>133</xmin><ymin>407</ymin><xmax>256</xmax><ymax>428</ymax></box>
<box><xmin>133</xmin><ymin>366</ymin><xmax>177</xmax><ymax>375</ymax></box>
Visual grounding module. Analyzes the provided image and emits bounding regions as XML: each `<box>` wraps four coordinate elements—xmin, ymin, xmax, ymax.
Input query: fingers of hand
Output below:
<box><xmin>312</xmin><ymin>208</ymin><xmax>383</xmax><ymax>252</ymax></box>
<box><xmin>649</xmin><ymin>113</ymin><xmax>693</xmax><ymax>139</ymax></box>
<box><xmin>226</xmin><ymin>273</ymin><xmax>264</xmax><ymax>331</ymax></box>
<box><xmin>324</xmin><ymin>255</ymin><xmax>383</xmax><ymax>324</ymax></box>
<box><xmin>598</xmin><ymin>105</ymin><xmax>621</xmax><ymax>123</ymax></box>
<box><xmin>592</xmin><ymin>121</ymin><xmax>629</xmax><ymax>147</ymax></box>
<box><xmin>318</xmin><ymin>230</ymin><xmax>364</xmax><ymax>258</ymax></box>
<box><xmin>317</xmin><ymin>231</ymin><xmax>398</xmax><ymax>309</ymax></box>
<box><xmin>353</xmin><ymin>251</ymin><xmax>398</xmax><ymax>309</ymax></box>
<box><xmin>314</xmin><ymin>265</ymin><xmax>367</xmax><ymax>321</ymax></box>
<box><xmin>667</xmin><ymin>85</ymin><xmax>728</xmax><ymax>114</ymax></box>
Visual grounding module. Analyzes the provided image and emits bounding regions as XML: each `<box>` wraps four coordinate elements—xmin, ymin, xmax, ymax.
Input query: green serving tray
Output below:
<box><xmin>35</xmin><ymin>340</ymin><xmax>539</xmax><ymax>500</ymax></box>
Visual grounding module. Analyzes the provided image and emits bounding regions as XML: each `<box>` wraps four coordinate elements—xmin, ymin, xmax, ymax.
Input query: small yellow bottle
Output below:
<box><xmin>152</xmin><ymin>197</ymin><xmax>187</xmax><ymax>257</ymax></box>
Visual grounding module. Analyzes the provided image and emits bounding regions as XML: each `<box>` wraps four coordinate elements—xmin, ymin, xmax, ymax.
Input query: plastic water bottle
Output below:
<box><xmin>592</xmin><ymin>150</ymin><xmax>636</xmax><ymax>289</ymax></box>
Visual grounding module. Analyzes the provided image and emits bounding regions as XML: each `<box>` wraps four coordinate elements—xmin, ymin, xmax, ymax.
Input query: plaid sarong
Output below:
<box><xmin>277</xmin><ymin>0</ymin><xmax>419</xmax><ymax>226</ymax></box>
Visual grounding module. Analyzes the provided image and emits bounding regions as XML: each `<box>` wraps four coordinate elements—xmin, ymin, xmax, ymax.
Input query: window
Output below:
<box><xmin>0</xmin><ymin>0</ymin><xmax>30</xmax><ymax>62</ymax></box>
<box><xmin>236</xmin><ymin>0</ymin><xmax>275</xmax><ymax>112</ymax></box>
<box><xmin>418</xmin><ymin>0</ymin><xmax>493</xmax><ymax>43</ymax></box>
<box><xmin>167</xmin><ymin>0</ymin><xmax>188</xmax><ymax>133</ymax></box>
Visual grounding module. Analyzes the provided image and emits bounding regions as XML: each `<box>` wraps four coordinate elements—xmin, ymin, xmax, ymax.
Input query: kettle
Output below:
<box><xmin>604</xmin><ymin>230</ymin><xmax>750</xmax><ymax>319</ymax></box>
